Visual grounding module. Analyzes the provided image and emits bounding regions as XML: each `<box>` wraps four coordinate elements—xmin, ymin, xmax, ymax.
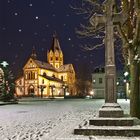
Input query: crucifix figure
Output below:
<box><xmin>90</xmin><ymin>0</ymin><xmax>124</xmax><ymax>117</ymax></box>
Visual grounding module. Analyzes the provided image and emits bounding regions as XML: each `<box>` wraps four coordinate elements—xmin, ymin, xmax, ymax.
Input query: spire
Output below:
<box><xmin>47</xmin><ymin>32</ymin><xmax>64</xmax><ymax>68</ymax></box>
<box><xmin>31</xmin><ymin>47</ymin><xmax>37</xmax><ymax>59</ymax></box>
<box><xmin>50</xmin><ymin>32</ymin><xmax>61</xmax><ymax>52</ymax></box>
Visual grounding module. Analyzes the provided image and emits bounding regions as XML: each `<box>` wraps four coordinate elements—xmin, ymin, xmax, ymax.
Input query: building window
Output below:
<box><xmin>19</xmin><ymin>80</ymin><xmax>22</xmax><ymax>85</ymax></box>
<box><xmin>61</xmin><ymin>76</ymin><xmax>63</xmax><ymax>81</ymax></box>
<box><xmin>35</xmin><ymin>72</ymin><xmax>37</xmax><ymax>79</ymax></box>
<box><xmin>28</xmin><ymin>73</ymin><xmax>31</xmax><ymax>80</ymax></box>
<box><xmin>99</xmin><ymin>78</ymin><xmax>103</xmax><ymax>84</ymax></box>
<box><xmin>43</xmin><ymin>72</ymin><xmax>47</xmax><ymax>76</ymax></box>
<box><xmin>50</xmin><ymin>57</ymin><xmax>53</xmax><ymax>61</ymax></box>
<box><xmin>27</xmin><ymin>72</ymin><xmax>35</xmax><ymax>80</ymax></box>
<box><xmin>25</xmin><ymin>73</ymin><xmax>28</xmax><ymax>79</ymax></box>
<box><xmin>42</xmin><ymin>79</ymin><xmax>44</xmax><ymax>84</ymax></box>
<box><xmin>31</xmin><ymin>72</ymin><xmax>35</xmax><ymax>79</ymax></box>
<box><xmin>56</xmin><ymin>57</ymin><xmax>58</xmax><ymax>61</ymax></box>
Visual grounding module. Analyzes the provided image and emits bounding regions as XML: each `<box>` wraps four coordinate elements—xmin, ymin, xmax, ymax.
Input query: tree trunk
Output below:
<box><xmin>130</xmin><ymin>51</ymin><xmax>140</xmax><ymax>118</ymax></box>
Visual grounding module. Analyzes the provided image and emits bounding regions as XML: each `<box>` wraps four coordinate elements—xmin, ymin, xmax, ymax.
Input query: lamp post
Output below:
<box><xmin>38</xmin><ymin>85</ymin><xmax>46</xmax><ymax>98</ymax></box>
<box><xmin>123</xmin><ymin>71</ymin><xmax>129</xmax><ymax>100</ymax></box>
<box><xmin>49</xmin><ymin>85</ymin><xmax>55</xmax><ymax>98</ymax></box>
<box><xmin>62</xmin><ymin>84</ymin><xmax>68</xmax><ymax>98</ymax></box>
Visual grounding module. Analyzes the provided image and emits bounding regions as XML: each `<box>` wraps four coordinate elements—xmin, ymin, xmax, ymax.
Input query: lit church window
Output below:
<box><xmin>61</xmin><ymin>76</ymin><xmax>63</xmax><ymax>81</ymax></box>
<box><xmin>43</xmin><ymin>72</ymin><xmax>47</xmax><ymax>76</ymax></box>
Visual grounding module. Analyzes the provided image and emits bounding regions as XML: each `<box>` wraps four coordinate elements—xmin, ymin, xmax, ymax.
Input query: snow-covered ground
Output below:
<box><xmin>0</xmin><ymin>99</ymin><xmax>139</xmax><ymax>140</ymax></box>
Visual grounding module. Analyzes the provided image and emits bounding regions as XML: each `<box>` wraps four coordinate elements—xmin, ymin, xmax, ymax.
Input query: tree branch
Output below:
<box><xmin>80</xmin><ymin>43</ymin><xmax>104</xmax><ymax>51</ymax></box>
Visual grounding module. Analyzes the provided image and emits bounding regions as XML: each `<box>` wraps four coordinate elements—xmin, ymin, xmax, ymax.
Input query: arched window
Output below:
<box><xmin>42</xmin><ymin>79</ymin><xmax>44</xmax><ymax>84</ymax></box>
<box><xmin>43</xmin><ymin>72</ymin><xmax>47</xmax><ymax>76</ymax></box>
<box><xmin>33</xmin><ymin>72</ymin><xmax>35</xmax><ymax>79</ymax></box>
<box><xmin>28</xmin><ymin>72</ymin><xmax>31</xmax><ymax>80</ymax></box>
<box><xmin>56</xmin><ymin>57</ymin><xmax>58</xmax><ymax>61</ymax></box>
<box><xmin>31</xmin><ymin>72</ymin><xmax>35</xmax><ymax>79</ymax></box>
<box><xmin>61</xmin><ymin>76</ymin><xmax>63</xmax><ymax>81</ymax></box>
<box><xmin>25</xmin><ymin>73</ymin><xmax>28</xmax><ymax>79</ymax></box>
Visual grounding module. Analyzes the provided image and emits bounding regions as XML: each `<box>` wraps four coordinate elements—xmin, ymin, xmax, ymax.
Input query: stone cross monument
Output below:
<box><xmin>74</xmin><ymin>0</ymin><xmax>140</xmax><ymax>136</ymax></box>
<box><xmin>90</xmin><ymin>0</ymin><xmax>124</xmax><ymax>117</ymax></box>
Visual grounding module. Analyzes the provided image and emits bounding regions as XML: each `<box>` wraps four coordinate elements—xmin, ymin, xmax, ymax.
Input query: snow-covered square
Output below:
<box><xmin>0</xmin><ymin>99</ymin><xmax>139</xmax><ymax>140</ymax></box>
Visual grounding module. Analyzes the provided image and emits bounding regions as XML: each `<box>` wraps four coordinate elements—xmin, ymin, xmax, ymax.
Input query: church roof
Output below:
<box><xmin>40</xmin><ymin>74</ymin><xmax>64</xmax><ymax>83</ymax></box>
<box><xmin>57</xmin><ymin>64</ymin><xmax>74</xmax><ymax>73</ymax></box>
<box><xmin>34</xmin><ymin>60</ymin><xmax>56</xmax><ymax>71</ymax></box>
<box><xmin>50</xmin><ymin>33</ymin><xmax>62</xmax><ymax>52</ymax></box>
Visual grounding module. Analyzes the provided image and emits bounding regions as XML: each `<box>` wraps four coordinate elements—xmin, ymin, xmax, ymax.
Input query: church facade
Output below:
<box><xmin>15</xmin><ymin>34</ymin><xmax>76</xmax><ymax>98</ymax></box>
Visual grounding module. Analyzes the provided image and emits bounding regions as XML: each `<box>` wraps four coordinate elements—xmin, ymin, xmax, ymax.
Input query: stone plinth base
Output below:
<box><xmin>99</xmin><ymin>103</ymin><xmax>124</xmax><ymax>117</ymax></box>
<box><xmin>89</xmin><ymin>118</ymin><xmax>134</xmax><ymax>126</ymax></box>
<box><xmin>74</xmin><ymin>117</ymin><xmax>140</xmax><ymax>136</ymax></box>
<box><xmin>74</xmin><ymin>126</ymin><xmax>140</xmax><ymax>136</ymax></box>
<box><xmin>74</xmin><ymin>102</ymin><xmax>140</xmax><ymax>136</ymax></box>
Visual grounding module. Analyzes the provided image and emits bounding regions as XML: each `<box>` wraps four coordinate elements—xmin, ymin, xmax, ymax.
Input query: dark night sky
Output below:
<box><xmin>0</xmin><ymin>0</ymin><xmax>123</xmax><ymax>80</ymax></box>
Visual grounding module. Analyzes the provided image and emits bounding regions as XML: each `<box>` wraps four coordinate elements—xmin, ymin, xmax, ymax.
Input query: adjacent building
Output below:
<box><xmin>92</xmin><ymin>67</ymin><xmax>126</xmax><ymax>99</ymax></box>
<box><xmin>92</xmin><ymin>67</ymin><xmax>105</xmax><ymax>98</ymax></box>
<box><xmin>15</xmin><ymin>34</ymin><xmax>76</xmax><ymax>97</ymax></box>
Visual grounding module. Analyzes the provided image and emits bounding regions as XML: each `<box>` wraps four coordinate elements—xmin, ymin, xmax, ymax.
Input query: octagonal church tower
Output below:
<box><xmin>47</xmin><ymin>33</ymin><xmax>63</xmax><ymax>69</ymax></box>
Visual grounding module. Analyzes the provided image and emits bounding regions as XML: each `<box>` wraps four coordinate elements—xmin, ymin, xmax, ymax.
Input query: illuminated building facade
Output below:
<box><xmin>15</xmin><ymin>34</ymin><xmax>76</xmax><ymax>97</ymax></box>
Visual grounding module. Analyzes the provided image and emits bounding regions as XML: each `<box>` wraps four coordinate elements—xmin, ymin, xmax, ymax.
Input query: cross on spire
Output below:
<box><xmin>31</xmin><ymin>46</ymin><xmax>37</xmax><ymax>59</ymax></box>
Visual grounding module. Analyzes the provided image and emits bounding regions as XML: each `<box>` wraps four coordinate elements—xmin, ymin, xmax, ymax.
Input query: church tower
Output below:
<box><xmin>47</xmin><ymin>33</ymin><xmax>63</xmax><ymax>69</ymax></box>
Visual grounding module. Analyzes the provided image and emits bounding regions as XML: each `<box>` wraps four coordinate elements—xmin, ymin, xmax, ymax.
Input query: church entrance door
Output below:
<box><xmin>28</xmin><ymin>85</ymin><xmax>35</xmax><ymax>97</ymax></box>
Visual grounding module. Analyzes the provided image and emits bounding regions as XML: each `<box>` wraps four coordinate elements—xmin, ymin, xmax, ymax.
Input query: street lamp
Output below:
<box><xmin>49</xmin><ymin>85</ymin><xmax>55</xmax><ymax>98</ymax></box>
<box><xmin>116</xmin><ymin>82</ymin><xmax>119</xmax><ymax>86</ymax></box>
<box><xmin>62</xmin><ymin>84</ymin><xmax>68</xmax><ymax>98</ymax></box>
<box><xmin>124</xmin><ymin>71</ymin><xmax>129</xmax><ymax>77</ymax></box>
<box><xmin>123</xmin><ymin>71</ymin><xmax>130</xmax><ymax>99</ymax></box>
<box><xmin>38</xmin><ymin>85</ymin><xmax>46</xmax><ymax>98</ymax></box>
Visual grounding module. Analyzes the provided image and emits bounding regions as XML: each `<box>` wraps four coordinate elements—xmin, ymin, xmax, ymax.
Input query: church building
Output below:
<box><xmin>15</xmin><ymin>34</ymin><xmax>76</xmax><ymax>98</ymax></box>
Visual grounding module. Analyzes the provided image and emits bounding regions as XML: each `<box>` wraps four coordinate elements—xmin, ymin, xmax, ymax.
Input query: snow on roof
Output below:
<box><xmin>34</xmin><ymin>60</ymin><xmax>56</xmax><ymax>72</ymax></box>
<box><xmin>57</xmin><ymin>64</ymin><xmax>73</xmax><ymax>72</ymax></box>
